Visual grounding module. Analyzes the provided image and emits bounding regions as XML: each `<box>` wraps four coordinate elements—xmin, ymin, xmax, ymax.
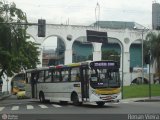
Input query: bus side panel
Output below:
<box><xmin>36</xmin><ymin>82</ymin><xmax>82</xmax><ymax>102</ymax></box>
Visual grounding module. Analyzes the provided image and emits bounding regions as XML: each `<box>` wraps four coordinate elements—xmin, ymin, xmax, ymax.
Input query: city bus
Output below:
<box><xmin>25</xmin><ymin>60</ymin><xmax>121</xmax><ymax>106</ymax></box>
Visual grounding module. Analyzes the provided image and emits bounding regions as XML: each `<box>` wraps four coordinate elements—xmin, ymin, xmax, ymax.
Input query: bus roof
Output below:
<box><xmin>25</xmin><ymin>67</ymin><xmax>49</xmax><ymax>72</ymax></box>
<box><xmin>26</xmin><ymin>60</ymin><xmax>119</xmax><ymax>72</ymax></box>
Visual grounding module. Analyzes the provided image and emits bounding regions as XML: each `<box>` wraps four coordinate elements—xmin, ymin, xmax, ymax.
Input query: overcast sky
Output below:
<box><xmin>7</xmin><ymin>0</ymin><xmax>158</xmax><ymax>28</ymax></box>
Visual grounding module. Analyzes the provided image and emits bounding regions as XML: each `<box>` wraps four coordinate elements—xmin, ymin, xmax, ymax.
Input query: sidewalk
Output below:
<box><xmin>0</xmin><ymin>92</ymin><xmax>11</xmax><ymax>100</ymax></box>
<box><xmin>121</xmin><ymin>96</ymin><xmax>160</xmax><ymax>102</ymax></box>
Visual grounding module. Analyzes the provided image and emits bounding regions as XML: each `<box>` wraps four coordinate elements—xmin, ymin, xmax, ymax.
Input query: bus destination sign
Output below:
<box><xmin>94</xmin><ymin>62</ymin><xmax>115</xmax><ymax>67</ymax></box>
<box><xmin>90</xmin><ymin>61</ymin><xmax>119</xmax><ymax>68</ymax></box>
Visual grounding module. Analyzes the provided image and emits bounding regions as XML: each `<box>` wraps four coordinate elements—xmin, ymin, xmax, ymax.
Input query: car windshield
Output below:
<box><xmin>90</xmin><ymin>68</ymin><xmax>120</xmax><ymax>88</ymax></box>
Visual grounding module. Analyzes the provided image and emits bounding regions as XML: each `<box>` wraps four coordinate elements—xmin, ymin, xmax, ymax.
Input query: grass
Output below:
<box><xmin>123</xmin><ymin>84</ymin><xmax>160</xmax><ymax>99</ymax></box>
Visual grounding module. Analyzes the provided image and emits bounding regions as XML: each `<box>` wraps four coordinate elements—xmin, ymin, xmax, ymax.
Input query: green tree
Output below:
<box><xmin>0</xmin><ymin>1</ymin><xmax>40</xmax><ymax>77</ymax></box>
<box><xmin>145</xmin><ymin>32</ymin><xmax>160</xmax><ymax>77</ymax></box>
<box><xmin>102</xmin><ymin>50</ymin><xmax>120</xmax><ymax>62</ymax></box>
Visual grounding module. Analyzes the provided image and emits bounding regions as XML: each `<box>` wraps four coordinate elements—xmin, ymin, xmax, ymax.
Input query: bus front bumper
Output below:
<box><xmin>90</xmin><ymin>92</ymin><xmax>121</xmax><ymax>103</ymax></box>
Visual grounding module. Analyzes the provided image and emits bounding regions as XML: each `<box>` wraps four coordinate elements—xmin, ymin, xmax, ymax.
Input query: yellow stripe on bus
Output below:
<box><xmin>95</xmin><ymin>88</ymin><xmax>121</xmax><ymax>95</ymax></box>
<box><xmin>67</xmin><ymin>63</ymin><xmax>81</xmax><ymax>67</ymax></box>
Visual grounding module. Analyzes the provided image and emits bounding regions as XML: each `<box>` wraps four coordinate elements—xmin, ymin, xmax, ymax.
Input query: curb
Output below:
<box><xmin>0</xmin><ymin>94</ymin><xmax>11</xmax><ymax>100</ymax></box>
<box><xmin>121</xmin><ymin>97</ymin><xmax>160</xmax><ymax>102</ymax></box>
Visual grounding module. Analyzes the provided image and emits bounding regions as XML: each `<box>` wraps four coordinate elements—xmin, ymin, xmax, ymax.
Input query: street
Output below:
<box><xmin>0</xmin><ymin>95</ymin><xmax>160</xmax><ymax>117</ymax></box>
<box><xmin>1</xmin><ymin>95</ymin><xmax>160</xmax><ymax>114</ymax></box>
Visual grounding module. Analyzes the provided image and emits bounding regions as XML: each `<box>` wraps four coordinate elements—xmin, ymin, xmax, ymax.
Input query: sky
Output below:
<box><xmin>6</xmin><ymin>0</ymin><xmax>159</xmax><ymax>49</ymax></box>
<box><xmin>7</xmin><ymin>0</ymin><xmax>157</xmax><ymax>28</ymax></box>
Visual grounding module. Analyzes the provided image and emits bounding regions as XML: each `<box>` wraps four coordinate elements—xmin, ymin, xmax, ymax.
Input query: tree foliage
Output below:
<box><xmin>0</xmin><ymin>0</ymin><xmax>40</xmax><ymax>77</ymax></box>
<box><xmin>145</xmin><ymin>32</ymin><xmax>160</xmax><ymax>76</ymax></box>
<box><xmin>102</xmin><ymin>50</ymin><xmax>120</xmax><ymax>62</ymax></box>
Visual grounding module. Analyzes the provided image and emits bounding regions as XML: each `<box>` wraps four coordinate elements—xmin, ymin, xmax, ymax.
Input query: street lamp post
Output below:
<box><xmin>148</xmin><ymin>50</ymin><xmax>151</xmax><ymax>99</ymax></box>
<box><xmin>142</xmin><ymin>30</ymin><xmax>144</xmax><ymax>84</ymax></box>
<box><xmin>134</xmin><ymin>27</ymin><xmax>145</xmax><ymax>84</ymax></box>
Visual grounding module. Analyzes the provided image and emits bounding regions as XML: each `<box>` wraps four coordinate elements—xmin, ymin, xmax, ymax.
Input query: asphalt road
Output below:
<box><xmin>0</xmin><ymin>95</ymin><xmax>160</xmax><ymax>120</ymax></box>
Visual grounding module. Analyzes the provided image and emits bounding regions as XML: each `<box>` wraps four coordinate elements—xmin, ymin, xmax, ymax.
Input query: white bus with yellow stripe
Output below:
<box><xmin>25</xmin><ymin>60</ymin><xmax>121</xmax><ymax>107</ymax></box>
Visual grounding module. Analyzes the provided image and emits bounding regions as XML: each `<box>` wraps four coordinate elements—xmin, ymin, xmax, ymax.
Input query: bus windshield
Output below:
<box><xmin>90</xmin><ymin>68</ymin><xmax>120</xmax><ymax>88</ymax></box>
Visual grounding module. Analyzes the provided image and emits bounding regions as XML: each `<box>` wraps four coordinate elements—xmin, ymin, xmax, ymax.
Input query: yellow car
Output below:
<box><xmin>12</xmin><ymin>87</ymin><xmax>19</xmax><ymax>95</ymax></box>
<box><xmin>17</xmin><ymin>91</ymin><xmax>26</xmax><ymax>99</ymax></box>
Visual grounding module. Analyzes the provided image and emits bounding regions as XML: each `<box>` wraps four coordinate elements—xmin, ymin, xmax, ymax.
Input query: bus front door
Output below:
<box><xmin>80</xmin><ymin>68</ymin><xmax>89</xmax><ymax>101</ymax></box>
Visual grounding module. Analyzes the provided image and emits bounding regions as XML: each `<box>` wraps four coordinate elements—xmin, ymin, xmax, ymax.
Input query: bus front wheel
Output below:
<box><xmin>39</xmin><ymin>92</ymin><xmax>45</xmax><ymax>103</ymax></box>
<box><xmin>71</xmin><ymin>93</ymin><xmax>82</xmax><ymax>106</ymax></box>
<box><xmin>96</xmin><ymin>102</ymin><xmax>105</xmax><ymax>107</ymax></box>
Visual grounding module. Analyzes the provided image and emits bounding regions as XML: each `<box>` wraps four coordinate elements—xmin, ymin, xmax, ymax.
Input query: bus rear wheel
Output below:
<box><xmin>71</xmin><ymin>93</ymin><xmax>82</xmax><ymax>106</ymax></box>
<box><xmin>96</xmin><ymin>102</ymin><xmax>105</xmax><ymax>107</ymax></box>
<box><xmin>39</xmin><ymin>92</ymin><xmax>45</xmax><ymax>103</ymax></box>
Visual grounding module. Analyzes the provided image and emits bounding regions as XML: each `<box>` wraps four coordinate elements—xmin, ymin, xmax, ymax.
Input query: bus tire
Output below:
<box><xmin>96</xmin><ymin>102</ymin><xmax>105</xmax><ymax>107</ymax></box>
<box><xmin>39</xmin><ymin>92</ymin><xmax>45</xmax><ymax>103</ymax></box>
<box><xmin>71</xmin><ymin>92</ymin><xmax>82</xmax><ymax>106</ymax></box>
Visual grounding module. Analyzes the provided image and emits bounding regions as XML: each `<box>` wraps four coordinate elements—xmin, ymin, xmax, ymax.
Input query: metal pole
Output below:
<box><xmin>142</xmin><ymin>30</ymin><xmax>144</xmax><ymax>84</ymax></box>
<box><xmin>149</xmin><ymin>51</ymin><xmax>151</xmax><ymax>99</ymax></box>
<box><xmin>121</xmin><ymin>47</ymin><xmax>124</xmax><ymax>99</ymax></box>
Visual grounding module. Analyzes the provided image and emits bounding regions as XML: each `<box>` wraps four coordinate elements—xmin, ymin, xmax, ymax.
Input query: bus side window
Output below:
<box><xmin>71</xmin><ymin>68</ymin><xmax>80</xmax><ymax>82</ymax></box>
<box><xmin>44</xmin><ymin>70</ymin><xmax>52</xmax><ymax>83</ymax></box>
<box><xmin>62</xmin><ymin>70</ymin><xmax>69</xmax><ymax>82</ymax></box>
<box><xmin>76</xmin><ymin>73</ymin><xmax>80</xmax><ymax>81</ymax></box>
<box><xmin>63</xmin><ymin>75</ymin><xmax>68</xmax><ymax>81</ymax></box>
<box><xmin>52</xmin><ymin>71</ymin><xmax>55</xmax><ymax>82</ymax></box>
<box><xmin>54</xmin><ymin>70</ymin><xmax>60</xmax><ymax>82</ymax></box>
<box><xmin>37</xmin><ymin>71</ymin><xmax>44</xmax><ymax>83</ymax></box>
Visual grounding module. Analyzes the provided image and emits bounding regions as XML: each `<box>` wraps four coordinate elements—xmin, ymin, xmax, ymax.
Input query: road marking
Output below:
<box><xmin>11</xmin><ymin>106</ymin><xmax>19</xmax><ymax>111</ymax></box>
<box><xmin>113</xmin><ymin>103</ymin><xmax>119</xmax><ymax>105</ymax></box>
<box><xmin>52</xmin><ymin>104</ymin><xmax>61</xmax><ymax>108</ymax></box>
<box><xmin>0</xmin><ymin>107</ymin><xmax>5</xmax><ymax>111</ymax></box>
<box><xmin>27</xmin><ymin>105</ymin><xmax>34</xmax><ymax>110</ymax></box>
<box><xmin>38</xmin><ymin>105</ymin><xmax>48</xmax><ymax>108</ymax></box>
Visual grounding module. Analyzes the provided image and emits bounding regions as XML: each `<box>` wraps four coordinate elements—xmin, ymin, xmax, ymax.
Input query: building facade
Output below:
<box><xmin>152</xmin><ymin>2</ymin><xmax>160</xmax><ymax>30</ymax></box>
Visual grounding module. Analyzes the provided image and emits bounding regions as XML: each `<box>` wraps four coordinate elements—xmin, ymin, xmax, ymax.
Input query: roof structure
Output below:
<box><xmin>90</xmin><ymin>21</ymin><xmax>145</xmax><ymax>29</ymax></box>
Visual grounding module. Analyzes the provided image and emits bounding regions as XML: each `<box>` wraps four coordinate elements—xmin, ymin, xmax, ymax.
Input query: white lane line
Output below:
<box><xmin>0</xmin><ymin>107</ymin><xmax>5</xmax><ymax>111</ymax></box>
<box><xmin>38</xmin><ymin>105</ymin><xmax>48</xmax><ymax>108</ymax></box>
<box><xmin>52</xmin><ymin>104</ymin><xmax>62</xmax><ymax>108</ymax></box>
<box><xmin>11</xmin><ymin>106</ymin><xmax>19</xmax><ymax>111</ymax></box>
<box><xmin>27</xmin><ymin>105</ymin><xmax>34</xmax><ymax>110</ymax></box>
<box><xmin>113</xmin><ymin>103</ymin><xmax>119</xmax><ymax>105</ymax></box>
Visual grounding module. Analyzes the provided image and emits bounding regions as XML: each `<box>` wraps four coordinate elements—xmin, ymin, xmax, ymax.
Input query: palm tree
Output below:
<box><xmin>145</xmin><ymin>32</ymin><xmax>160</xmax><ymax>80</ymax></box>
